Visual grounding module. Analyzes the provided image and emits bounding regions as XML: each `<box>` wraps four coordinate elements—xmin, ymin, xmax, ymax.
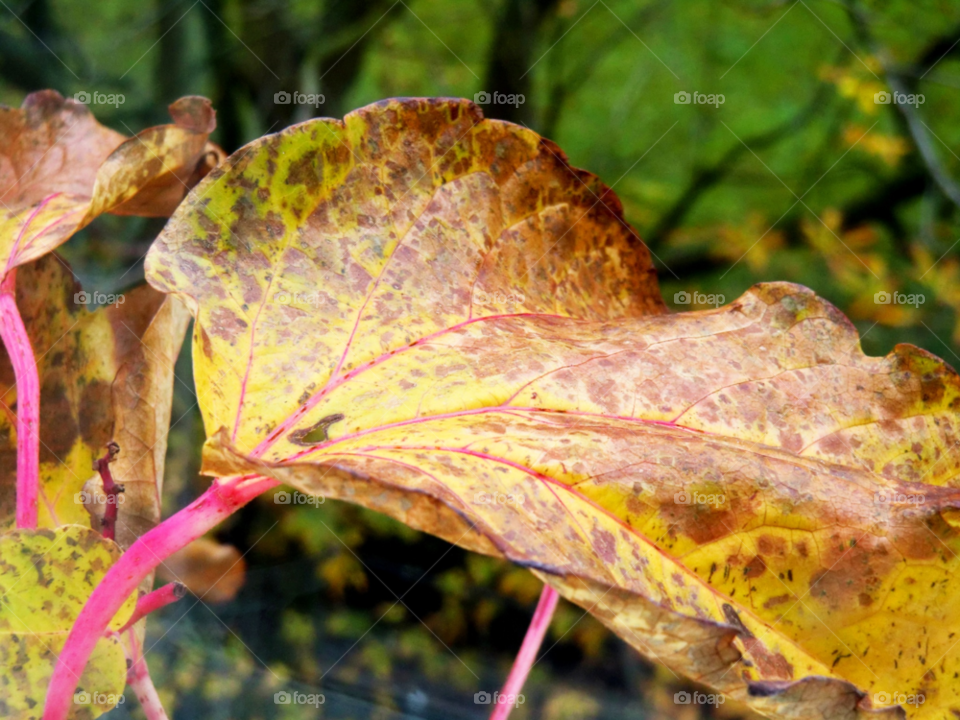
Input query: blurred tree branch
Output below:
<box><xmin>915</xmin><ymin>20</ymin><xmax>960</xmax><ymax>77</ymax></box>
<box><xmin>645</xmin><ymin>83</ymin><xmax>829</xmax><ymax>247</ymax></box>
<box><xmin>481</xmin><ymin>0</ymin><xmax>560</xmax><ymax>126</ymax></box>
<box><xmin>198</xmin><ymin>0</ymin><xmax>397</xmax><ymax>152</ymax></box>
<box><xmin>317</xmin><ymin>0</ymin><xmax>397</xmax><ymax>118</ymax></box>
<box><xmin>155</xmin><ymin>0</ymin><xmax>188</xmax><ymax>105</ymax></box>
<box><xmin>0</xmin><ymin>0</ymin><xmax>72</xmax><ymax>92</ymax></box>
<box><xmin>540</xmin><ymin>1</ymin><xmax>668</xmax><ymax>140</ymax></box>
<box><xmin>845</xmin><ymin>0</ymin><xmax>960</xmax><ymax>212</ymax></box>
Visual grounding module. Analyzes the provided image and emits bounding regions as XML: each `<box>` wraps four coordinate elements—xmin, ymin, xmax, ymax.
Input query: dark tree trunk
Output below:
<box><xmin>155</xmin><ymin>0</ymin><xmax>188</xmax><ymax>104</ymax></box>
<box><xmin>316</xmin><ymin>0</ymin><xmax>396</xmax><ymax>119</ymax></box>
<box><xmin>0</xmin><ymin>0</ymin><xmax>69</xmax><ymax>93</ymax></box>
<box><xmin>481</xmin><ymin>0</ymin><xmax>560</xmax><ymax>127</ymax></box>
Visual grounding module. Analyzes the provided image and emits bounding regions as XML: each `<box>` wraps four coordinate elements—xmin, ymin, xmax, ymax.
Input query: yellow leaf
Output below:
<box><xmin>0</xmin><ymin>525</ymin><xmax>136</xmax><ymax>719</ymax></box>
<box><xmin>155</xmin><ymin>537</ymin><xmax>247</xmax><ymax>603</ymax></box>
<box><xmin>844</xmin><ymin>124</ymin><xmax>909</xmax><ymax>167</ymax></box>
<box><xmin>148</xmin><ymin>98</ymin><xmax>958</xmax><ymax>718</ymax></box>
<box><xmin>819</xmin><ymin>62</ymin><xmax>886</xmax><ymax>114</ymax></box>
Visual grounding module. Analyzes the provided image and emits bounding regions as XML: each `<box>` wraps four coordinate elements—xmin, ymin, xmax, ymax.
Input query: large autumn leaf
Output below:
<box><xmin>0</xmin><ymin>90</ymin><xmax>220</xmax><ymax>278</ymax></box>
<box><xmin>146</xmin><ymin>98</ymin><xmax>960</xmax><ymax>718</ymax></box>
<box><xmin>0</xmin><ymin>524</ymin><xmax>136</xmax><ymax>719</ymax></box>
<box><xmin>0</xmin><ymin>254</ymin><xmax>190</xmax><ymax>535</ymax></box>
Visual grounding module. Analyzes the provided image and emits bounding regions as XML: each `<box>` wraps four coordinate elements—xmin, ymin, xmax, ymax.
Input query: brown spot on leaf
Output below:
<box><xmin>591</xmin><ymin>528</ymin><xmax>617</xmax><ymax>564</ymax></box>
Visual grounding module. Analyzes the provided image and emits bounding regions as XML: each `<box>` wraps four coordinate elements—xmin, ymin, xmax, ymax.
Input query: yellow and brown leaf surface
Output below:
<box><xmin>146</xmin><ymin>98</ymin><xmax>960</xmax><ymax>718</ymax></box>
<box><xmin>0</xmin><ymin>525</ymin><xmax>136</xmax><ymax>719</ymax></box>
<box><xmin>0</xmin><ymin>255</ymin><xmax>189</xmax><ymax>537</ymax></box>
<box><xmin>0</xmin><ymin>254</ymin><xmax>243</xmax><ymax>602</ymax></box>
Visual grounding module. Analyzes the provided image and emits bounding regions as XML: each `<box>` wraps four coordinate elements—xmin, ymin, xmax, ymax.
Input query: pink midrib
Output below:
<box><xmin>279</xmin><ymin>405</ymin><xmax>690</xmax><ymax>465</ymax></box>
<box><xmin>249</xmin><ymin>311</ymin><xmax>568</xmax><ymax>458</ymax></box>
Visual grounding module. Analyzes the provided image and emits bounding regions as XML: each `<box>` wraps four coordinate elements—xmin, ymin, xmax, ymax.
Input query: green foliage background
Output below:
<box><xmin>2</xmin><ymin>0</ymin><xmax>959</xmax><ymax>717</ymax></box>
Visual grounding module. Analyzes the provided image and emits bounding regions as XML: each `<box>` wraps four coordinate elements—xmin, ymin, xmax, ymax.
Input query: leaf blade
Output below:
<box><xmin>148</xmin><ymin>98</ymin><xmax>960</xmax><ymax>718</ymax></box>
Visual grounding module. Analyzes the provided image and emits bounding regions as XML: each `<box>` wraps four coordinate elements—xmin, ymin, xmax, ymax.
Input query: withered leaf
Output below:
<box><xmin>146</xmin><ymin>98</ymin><xmax>959</xmax><ymax>718</ymax></box>
<box><xmin>0</xmin><ymin>91</ymin><xmax>219</xmax><ymax>277</ymax></box>
<box><xmin>155</xmin><ymin>536</ymin><xmax>246</xmax><ymax>603</ymax></box>
<box><xmin>0</xmin><ymin>254</ymin><xmax>190</xmax><ymax>543</ymax></box>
